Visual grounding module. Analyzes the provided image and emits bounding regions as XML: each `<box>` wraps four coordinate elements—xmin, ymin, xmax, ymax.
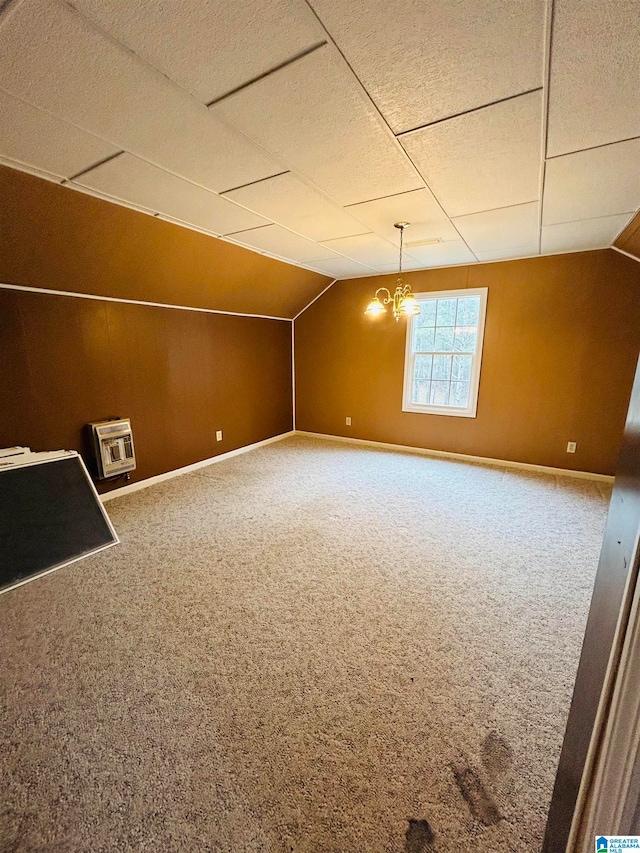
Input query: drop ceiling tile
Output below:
<box><xmin>229</xmin><ymin>225</ymin><xmax>340</xmax><ymax>263</ymax></box>
<box><xmin>452</xmin><ymin>203</ymin><xmax>539</xmax><ymax>253</ymax></box>
<box><xmin>0</xmin><ymin>89</ymin><xmax>119</xmax><ymax>179</ymax></box>
<box><xmin>404</xmin><ymin>240</ymin><xmax>477</xmax><ymax>268</ymax></box>
<box><xmin>213</xmin><ymin>44</ymin><xmax>423</xmax><ymax>206</ymax></box>
<box><xmin>309</xmin><ymin>258</ymin><xmax>377</xmax><ymax>279</ymax></box>
<box><xmin>346</xmin><ymin>189</ymin><xmax>460</xmax><ymax>243</ymax></box>
<box><xmin>542</xmin><ymin>139</ymin><xmax>640</xmax><ymax>226</ymax></box>
<box><xmin>400</xmin><ymin>91</ymin><xmax>542</xmax><ymax>217</ymax></box>
<box><xmin>541</xmin><ymin>214</ymin><xmax>632</xmax><ymax>254</ymax></box>
<box><xmin>308</xmin><ymin>0</ymin><xmax>544</xmax><ymax>133</ymax></box>
<box><xmin>70</xmin><ymin>0</ymin><xmax>324</xmax><ymax>104</ymax></box>
<box><xmin>547</xmin><ymin>0</ymin><xmax>640</xmax><ymax>156</ymax></box>
<box><xmin>135</xmin><ymin>116</ymin><xmax>281</xmax><ymax>195</ymax></box>
<box><xmin>475</xmin><ymin>246</ymin><xmax>540</xmax><ymax>262</ymax></box>
<box><xmin>374</xmin><ymin>259</ymin><xmax>425</xmax><ymax>272</ymax></box>
<box><xmin>224</xmin><ymin>172</ymin><xmax>367</xmax><ymax>241</ymax></box>
<box><xmin>321</xmin><ymin>233</ymin><xmax>403</xmax><ymax>267</ymax></box>
<box><xmin>66</xmin><ymin>180</ymin><xmax>159</xmax><ymax>216</ymax></box>
<box><xmin>0</xmin><ymin>154</ymin><xmax>61</xmax><ymax>184</ymax></box>
<box><xmin>74</xmin><ymin>154</ymin><xmax>269</xmax><ymax>235</ymax></box>
<box><xmin>0</xmin><ymin>0</ymin><xmax>281</xmax><ymax>192</ymax></box>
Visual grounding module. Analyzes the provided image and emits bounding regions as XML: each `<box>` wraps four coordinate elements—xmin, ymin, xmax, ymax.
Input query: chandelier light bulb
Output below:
<box><xmin>400</xmin><ymin>294</ymin><xmax>420</xmax><ymax>315</ymax></box>
<box><xmin>364</xmin><ymin>296</ymin><xmax>387</xmax><ymax>316</ymax></box>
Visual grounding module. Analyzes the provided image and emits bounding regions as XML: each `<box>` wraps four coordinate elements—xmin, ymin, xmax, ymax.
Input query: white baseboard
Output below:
<box><xmin>100</xmin><ymin>431</ymin><xmax>295</xmax><ymax>502</ymax></box>
<box><xmin>295</xmin><ymin>430</ymin><xmax>615</xmax><ymax>483</ymax></box>
<box><xmin>100</xmin><ymin>428</ymin><xmax>615</xmax><ymax>501</ymax></box>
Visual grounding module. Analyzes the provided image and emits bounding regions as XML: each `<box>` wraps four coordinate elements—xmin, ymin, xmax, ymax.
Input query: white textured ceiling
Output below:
<box><xmin>452</xmin><ymin>203</ymin><xmax>540</xmax><ymax>254</ymax></box>
<box><xmin>212</xmin><ymin>44</ymin><xmax>423</xmax><ymax>205</ymax></box>
<box><xmin>346</xmin><ymin>189</ymin><xmax>459</xmax><ymax>244</ymax></box>
<box><xmin>223</xmin><ymin>172</ymin><xmax>366</xmax><ymax>242</ymax></box>
<box><xmin>74</xmin><ymin>153</ymin><xmax>269</xmax><ymax>235</ymax></box>
<box><xmin>542</xmin><ymin>139</ymin><xmax>640</xmax><ymax>226</ymax></box>
<box><xmin>0</xmin><ymin>89</ymin><xmax>119</xmax><ymax>180</ymax></box>
<box><xmin>399</xmin><ymin>92</ymin><xmax>543</xmax><ymax>217</ymax></box>
<box><xmin>319</xmin><ymin>232</ymin><xmax>405</xmax><ymax>267</ymax></box>
<box><xmin>306</xmin><ymin>0</ymin><xmax>545</xmax><ymax>134</ymax></box>
<box><xmin>547</xmin><ymin>0</ymin><xmax>640</xmax><ymax>157</ymax></box>
<box><xmin>221</xmin><ymin>223</ymin><xmax>340</xmax><ymax>263</ymax></box>
<box><xmin>0</xmin><ymin>0</ymin><xmax>638</xmax><ymax>279</ymax></box>
<box><xmin>541</xmin><ymin>214</ymin><xmax>634</xmax><ymax>255</ymax></box>
<box><xmin>68</xmin><ymin>0</ymin><xmax>325</xmax><ymax>105</ymax></box>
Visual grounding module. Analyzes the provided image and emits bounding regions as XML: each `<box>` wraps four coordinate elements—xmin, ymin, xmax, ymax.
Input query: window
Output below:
<box><xmin>402</xmin><ymin>288</ymin><xmax>488</xmax><ymax>418</ymax></box>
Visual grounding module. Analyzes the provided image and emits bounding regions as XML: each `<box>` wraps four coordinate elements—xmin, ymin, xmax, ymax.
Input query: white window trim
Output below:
<box><xmin>402</xmin><ymin>287</ymin><xmax>488</xmax><ymax>418</ymax></box>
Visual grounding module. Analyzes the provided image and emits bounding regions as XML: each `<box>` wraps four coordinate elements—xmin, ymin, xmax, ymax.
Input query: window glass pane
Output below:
<box><xmin>436</xmin><ymin>298</ymin><xmax>457</xmax><ymax>326</ymax></box>
<box><xmin>413</xmin><ymin>354</ymin><xmax>433</xmax><ymax>380</ymax></box>
<box><xmin>452</xmin><ymin>354</ymin><xmax>472</xmax><ymax>381</ymax></box>
<box><xmin>414</xmin><ymin>326</ymin><xmax>435</xmax><ymax>352</ymax></box>
<box><xmin>434</xmin><ymin>326</ymin><xmax>455</xmax><ymax>351</ymax></box>
<box><xmin>430</xmin><ymin>380</ymin><xmax>450</xmax><ymax>406</ymax></box>
<box><xmin>455</xmin><ymin>296</ymin><xmax>480</xmax><ymax>326</ymax></box>
<box><xmin>416</xmin><ymin>300</ymin><xmax>437</xmax><ymax>327</ymax></box>
<box><xmin>432</xmin><ymin>354</ymin><xmax>452</xmax><ymax>381</ymax></box>
<box><xmin>404</xmin><ymin>290</ymin><xmax>485</xmax><ymax>414</ymax></box>
<box><xmin>453</xmin><ymin>327</ymin><xmax>477</xmax><ymax>352</ymax></box>
<box><xmin>450</xmin><ymin>381</ymin><xmax>470</xmax><ymax>408</ymax></box>
<box><xmin>412</xmin><ymin>380</ymin><xmax>431</xmax><ymax>404</ymax></box>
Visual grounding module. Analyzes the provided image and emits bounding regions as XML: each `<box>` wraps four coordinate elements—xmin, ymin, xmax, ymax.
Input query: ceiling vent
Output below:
<box><xmin>405</xmin><ymin>237</ymin><xmax>443</xmax><ymax>247</ymax></box>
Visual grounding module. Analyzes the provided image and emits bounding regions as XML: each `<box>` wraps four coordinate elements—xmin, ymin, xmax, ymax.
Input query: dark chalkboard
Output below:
<box><xmin>0</xmin><ymin>454</ymin><xmax>118</xmax><ymax>592</ymax></box>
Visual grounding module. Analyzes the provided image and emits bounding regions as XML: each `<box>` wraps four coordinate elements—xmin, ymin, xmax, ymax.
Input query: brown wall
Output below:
<box><xmin>0</xmin><ymin>288</ymin><xmax>292</xmax><ymax>493</ymax></box>
<box><xmin>615</xmin><ymin>210</ymin><xmax>640</xmax><ymax>262</ymax></box>
<box><xmin>0</xmin><ymin>166</ymin><xmax>330</xmax><ymax>319</ymax></box>
<box><xmin>294</xmin><ymin>250</ymin><xmax>640</xmax><ymax>475</ymax></box>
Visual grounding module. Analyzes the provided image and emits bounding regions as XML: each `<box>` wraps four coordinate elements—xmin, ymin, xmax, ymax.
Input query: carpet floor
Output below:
<box><xmin>0</xmin><ymin>436</ymin><xmax>611</xmax><ymax>853</ymax></box>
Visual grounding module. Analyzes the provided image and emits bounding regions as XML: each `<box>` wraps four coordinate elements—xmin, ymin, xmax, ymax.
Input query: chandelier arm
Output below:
<box><xmin>375</xmin><ymin>287</ymin><xmax>392</xmax><ymax>304</ymax></box>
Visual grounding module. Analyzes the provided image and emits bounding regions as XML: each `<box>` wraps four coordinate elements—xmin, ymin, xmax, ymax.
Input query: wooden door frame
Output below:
<box><xmin>543</xmin><ymin>355</ymin><xmax>640</xmax><ymax>851</ymax></box>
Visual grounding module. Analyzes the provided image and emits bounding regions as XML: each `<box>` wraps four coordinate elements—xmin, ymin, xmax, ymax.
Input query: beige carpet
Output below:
<box><xmin>0</xmin><ymin>436</ymin><xmax>611</xmax><ymax>853</ymax></box>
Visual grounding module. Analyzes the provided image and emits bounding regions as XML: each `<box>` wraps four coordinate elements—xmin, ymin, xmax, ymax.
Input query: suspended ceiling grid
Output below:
<box><xmin>0</xmin><ymin>0</ymin><xmax>638</xmax><ymax>280</ymax></box>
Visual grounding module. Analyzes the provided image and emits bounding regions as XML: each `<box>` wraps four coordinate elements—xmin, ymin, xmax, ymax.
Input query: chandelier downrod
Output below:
<box><xmin>396</xmin><ymin>221</ymin><xmax>409</xmax><ymax>278</ymax></box>
<box><xmin>364</xmin><ymin>221</ymin><xmax>420</xmax><ymax>322</ymax></box>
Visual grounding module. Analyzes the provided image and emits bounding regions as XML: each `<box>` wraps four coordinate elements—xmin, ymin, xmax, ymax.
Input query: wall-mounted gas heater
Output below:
<box><xmin>90</xmin><ymin>418</ymin><xmax>136</xmax><ymax>479</ymax></box>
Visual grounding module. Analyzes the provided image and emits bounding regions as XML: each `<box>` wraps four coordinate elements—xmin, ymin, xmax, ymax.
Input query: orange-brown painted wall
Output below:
<box><xmin>0</xmin><ymin>288</ymin><xmax>292</xmax><ymax>493</ymax></box>
<box><xmin>0</xmin><ymin>165</ymin><xmax>330</xmax><ymax>319</ymax></box>
<box><xmin>294</xmin><ymin>250</ymin><xmax>640</xmax><ymax>475</ymax></box>
<box><xmin>615</xmin><ymin>210</ymin><xmax>640</xmax><ymax>262</ymax></box>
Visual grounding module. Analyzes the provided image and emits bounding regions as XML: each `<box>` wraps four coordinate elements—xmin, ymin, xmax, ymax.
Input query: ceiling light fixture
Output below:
<box><xmin>364</xmin><ymin>222</ymin><xmax>420</xmax><ymax>321</ymax></box>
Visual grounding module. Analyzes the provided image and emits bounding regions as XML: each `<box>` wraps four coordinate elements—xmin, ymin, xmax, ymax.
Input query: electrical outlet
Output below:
<box><xmin>345</xmin><ymin>417</ymin><xmax>352</xmax><ymax>426</ymax></box>
<box><xmin>216</xmin><ymin>430</ymin><xmax>223</xmax><ymax>442</ymax></box>
<box><xmin>567</xmin><ymin>441</ymin><xmax>577</xmax><ymax>453</ymax></box>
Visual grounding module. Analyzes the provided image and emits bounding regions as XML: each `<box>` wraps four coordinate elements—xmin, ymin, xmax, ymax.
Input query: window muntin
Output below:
<box><xmin>402</xmin><ymin>288</ymin><xmax>487</xmax><ymax>418</ymax></box>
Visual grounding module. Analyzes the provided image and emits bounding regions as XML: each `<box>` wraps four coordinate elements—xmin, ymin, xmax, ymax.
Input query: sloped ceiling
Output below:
<box><xmin>0</xmin><ymin>0</ymin><xmax>638</xmax><ymax>280</ymax></box>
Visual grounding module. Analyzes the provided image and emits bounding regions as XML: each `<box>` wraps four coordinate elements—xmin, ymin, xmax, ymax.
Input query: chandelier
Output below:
<box><xmin>364</xmin><ymin>222</ymin><xmax>420</xmax><ymax>321</ymax></box>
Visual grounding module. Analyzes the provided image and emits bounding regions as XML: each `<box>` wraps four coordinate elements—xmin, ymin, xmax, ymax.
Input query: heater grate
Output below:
<box><xmin>89</xmin><ymin>418</ymin><xmax>136</xmax><ymax>480</ymax></box>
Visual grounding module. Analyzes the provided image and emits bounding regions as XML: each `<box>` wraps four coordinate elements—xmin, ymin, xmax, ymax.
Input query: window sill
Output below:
<box><xmin>402</xmin><ymin>404</ymin><xmax>478</xmax><ymax>418</ymax></box>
